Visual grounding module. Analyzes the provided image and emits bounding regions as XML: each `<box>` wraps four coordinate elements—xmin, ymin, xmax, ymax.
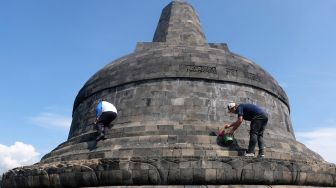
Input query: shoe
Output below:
<box><xmin>258</xmin><ymin>154</ymin><xmax>265</xmax><ymax>158</ymax></box>
<box><xmin>258</xmin><ymin>150</ymin><xmax>265</xmax><ymax>158</ymax></box>
<box><xmin>244</xmin><ymin>152</ymin><xmax>255</xmax><ymax>157</ymax></box>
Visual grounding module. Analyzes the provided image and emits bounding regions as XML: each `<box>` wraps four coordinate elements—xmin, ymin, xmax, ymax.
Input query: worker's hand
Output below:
<box><xmin>224</xmin><ymin>124</ymin><xmax>230</xmax><ymax>129</ymax></box>
<box><xmin>218</xmin><ymin>128</ymin><xmax>225</xmax><ymax>136</ymax></box>
<box><xmin>94</xmin><ymin>119</ymin><xmax>97</xmax><ymax>125</ymax></box>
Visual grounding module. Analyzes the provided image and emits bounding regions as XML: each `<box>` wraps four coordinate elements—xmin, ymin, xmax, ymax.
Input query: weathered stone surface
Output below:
<box><xmin>2</xmin><ymin>157</ymin><xmax>336</xmax><ymax>187</ymax></box>
<box><xmin>153</xmin><ymin>1</ymin><xmax>207</xmax><ymax>45</ymax></box>
<box><xmin>2</xmin><ymin>1</ymin><xmax>336</xmax><ymax>187</ymax></box>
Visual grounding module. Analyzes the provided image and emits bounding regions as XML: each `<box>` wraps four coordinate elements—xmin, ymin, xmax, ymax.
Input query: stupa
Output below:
<box><xmin>2</xmin><ymin>1</ymin><xmax>335</xmax><ymax>187</ymax></box>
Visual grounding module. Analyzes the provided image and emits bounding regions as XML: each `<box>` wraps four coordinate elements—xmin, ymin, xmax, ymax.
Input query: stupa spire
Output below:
<box><xmin>153</xmin><ymin>0</ymin><xmax>207</xmax><ymax>45</ymax></box>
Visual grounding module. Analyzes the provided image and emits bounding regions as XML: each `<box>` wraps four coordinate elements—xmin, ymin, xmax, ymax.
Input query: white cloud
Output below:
<box><xmin>0</xmin><ymin>142</ymin><xmax>40</xmax><ymax>174</ymax></box>
<box><xmin>296</xmin><ymin>127</ymin><xmax>336</xmax><ymax>164</ymax></box>
<box><xmin>30</xmin><ymin>112</ymin><xmax>71</xmax><ymax>130</ymax></box>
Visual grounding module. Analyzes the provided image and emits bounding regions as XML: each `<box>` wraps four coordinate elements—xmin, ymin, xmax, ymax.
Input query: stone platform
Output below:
<box><xmin>85</xmin><ymin>186</ymin><xmax>333</xmax><ymax>188</ymax></box>
<box><xmin>2</xmin><ymin>156</ymin><xmax>335</xmax><ymax>187</ymax></box>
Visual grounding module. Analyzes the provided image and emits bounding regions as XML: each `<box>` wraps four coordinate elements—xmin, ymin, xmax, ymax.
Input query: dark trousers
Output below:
<box><xmin>247</xmin><ymin>115</ymin><xmax>268</xmax><ymax>154</ymax></box>
<box><xmin>97</xmin><ymin>111</ymin><xmax>117</xmax><ymax>136</ymax></box>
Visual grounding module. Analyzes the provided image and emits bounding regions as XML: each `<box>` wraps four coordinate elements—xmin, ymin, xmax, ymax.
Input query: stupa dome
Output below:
<box><xmin>2</xmin><ymin>1</ymin><xmax>335</xmax><ymax>187</ymax></box>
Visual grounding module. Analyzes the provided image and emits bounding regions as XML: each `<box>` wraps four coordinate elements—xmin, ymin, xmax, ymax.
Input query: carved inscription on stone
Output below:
<box><xmin>243</xmin><ymin>72</ymin><xmax>263</xmax><ymax>82</ymax></box>
<box><xmin>226</xmin><ymin>67</ymin><xmax>238</xmax><ymax>77</ymax></box>
<box><xmin>225</xmin><ymin>66</ymin><xmax>263</xmax><ymax>83</ymax></box>
<box><xmin>179</xmin><ymin>64</ymin><xmax>217</xmax><ymax>74</ymax></box>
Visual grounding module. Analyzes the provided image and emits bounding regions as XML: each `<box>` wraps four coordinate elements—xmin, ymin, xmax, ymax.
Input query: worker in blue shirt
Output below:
<box><xmin>224</xmin><ymin>102</ymin><xmax>268</xmax><ymax>157</ymax></box>
<box><xmin>94</xmin><ymin>99</ymin><xmax>118</xmax><ymax>141</ymax></box>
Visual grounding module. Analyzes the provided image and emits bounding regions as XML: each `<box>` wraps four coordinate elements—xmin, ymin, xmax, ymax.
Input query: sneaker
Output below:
<box><xmin>244</xmin><ymin>152</ymin><xmax>255</xmax><ymax>157</ymax></box>
<box><xmin>258</xmin><ymin>154</ymin><xmax>265</xmax><ymax>158</ymax></box>
<box><xmin>258</xmin><ymin>150</ymin><xmax>265</xmax><ymax>158</ymax></box>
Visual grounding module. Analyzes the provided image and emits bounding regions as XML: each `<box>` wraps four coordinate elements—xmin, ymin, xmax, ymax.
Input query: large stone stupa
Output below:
<box><xmin>2</xmin><ymin>1</ymin><xmax>335</xmax><ymax>187</ymax></box>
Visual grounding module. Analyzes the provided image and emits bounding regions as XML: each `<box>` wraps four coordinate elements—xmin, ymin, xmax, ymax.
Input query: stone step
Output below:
<box><xmin>42</xmin><ymin>140</ymin><xmax>319</xmax><ymax>164</ymax></box>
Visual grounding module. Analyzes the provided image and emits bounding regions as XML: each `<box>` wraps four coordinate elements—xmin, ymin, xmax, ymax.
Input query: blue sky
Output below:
<box><xmin>1</xmin><ymin>0</ymin><xmax>336</xmax><ymax>174</ymax></box>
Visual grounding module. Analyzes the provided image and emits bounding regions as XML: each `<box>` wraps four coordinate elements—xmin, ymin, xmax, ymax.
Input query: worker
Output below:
<box><xmin>224</xmin><ymin>102</ymin><xmax>268</xmax><ymax>157</ymax></box>
<box><xmin>94</xmin><ymin>99</ymin><xmax>118</xmax><ymax>141</ymax></box>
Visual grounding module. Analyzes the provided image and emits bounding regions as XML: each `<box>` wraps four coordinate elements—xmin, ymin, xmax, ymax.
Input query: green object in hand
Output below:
<box><xmin>222</xmin><ymin>135</ymin><xmax>233</xmax><ymax>144</ymax></box>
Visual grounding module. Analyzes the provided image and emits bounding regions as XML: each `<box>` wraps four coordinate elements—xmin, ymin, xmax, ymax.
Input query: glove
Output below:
<box><xmin>218</xmin><ymin>130</ymin><xmax>225</xmax><ymax>136</ymax></box>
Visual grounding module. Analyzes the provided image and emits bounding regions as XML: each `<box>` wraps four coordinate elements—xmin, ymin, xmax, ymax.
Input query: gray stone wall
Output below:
<box><xmin>71</xmin><ymin>79</ymin><xmax>293</xmax><ymax>141</ymax></box>
<box><xmin>40</xmin><ymin>79</ymin><xmax>323</xmax><ymax>164</ymax></box>
<box><xmin>74</xmin><ymin>44</ymin><xmax>289</xmax><ymax>123</ymax></box>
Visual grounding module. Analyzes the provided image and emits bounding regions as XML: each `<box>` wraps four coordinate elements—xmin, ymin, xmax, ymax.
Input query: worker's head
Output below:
<box><xmin>99</xmin><ymin>98</ymin><xmax>108</xmax><ymax>102</ymax></box>
<box><xmin>227</xmin><ymin>102</ymin><xmax>237</xmax><ymax>113</ymax></box>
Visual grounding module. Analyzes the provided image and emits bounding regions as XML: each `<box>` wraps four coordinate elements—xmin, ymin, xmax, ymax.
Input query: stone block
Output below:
<box><xmin>241</xmin><ymin>169</ymin><xmax>255</xmax><ymax>184</ymax></box>
<box><xmin>205</xmin><ymin>150</ymin><xmax>217</xmax><ymax>157</ymax></box>
<box><xmin>118</xmin><ymin>150</ymin><xmax>133</xmax><ymax>158</ymax></box>
<box><xmin>177</xmin><ymin>135</ymin><xmax>192</xmax><ymax>143</ymax></box>
<box><xmin>159</xmin><ymin>135</ymin><xmax>169</xmax><ymax>142</ymax></box>
<box><xmin>179</xmin><ymin>161</ymin><xmax>191</xmax><ymax>168</ymax></box>
<box><xmin>180</xmin><ymin>168</ymin><xmax>193</xmax><ymax>184</ymax></box>
<box><xmin>167</xmin><ymin>169</ymin><xmax>180</xmax><ymax>184</ymax></box>
<box><xmin>194</xmin><ymin>150</ymin><xmax>206</xmax><ymax>157</ymax></box>
<box><xmin>102</xmin><ymin>170</ymin><xmax>122</xmax><ymax>185</ymax></box>
<box><xmin>195</xmin><ymin>135</ymin><xmax>210</xmax><ymax>144</ymax></box>
<box><xmin>171</xmin><ymin>98</ymin><xmax>185</xmax><ymax>106</ymax></box>
<box><xmin>264</xmin><ymin>170</ymin><xmax>275</xmax><ymax>184</ymax></box>
<box><xmin>149</xmin><ymin>135</ymin><xmax>162</xmax><ymax>143</ymax></box>
<box><xmin>201</xmin><ymin>160</ymin><xmax>213</xmax><ymax>169</ymax></box>
<box><xmin>216</xmin><ymin>150</ymin><xmax>229</xmax><ymax>157</ymax></box>
<box><xmin>182</xmin><ymin>149</ymin><xmax>195</xmax><ymax>156</ymax></box>
<box><xmin>205</xmin><ymin>169</ymin><xmax>216</xmax><ymax>184</ymax></box>
<box><xmin>190</xmin><ymin>160</ymin><xmax>202</xmax><ymax>169</ymax></box>
<box><xmin>216</xmin><ymin>165</ymin><xmax>239</xmax><ymax>184</ymax></box>
<box><xmin>158</xmin><ymin>125</ymin><xmax>174</xmax><ymax>131</ymax></box>
<box><xmin>132</xmin><ymin>148</ymin><xmax>162</xmax><ymax>157</ymax></box>
<box><xmin>193</xmin><ymin>168</ymin><xmax>205</xmax><ymax>184</ymax></box>
<box><xmin>48</xmin><ymin>174</ymin><xmax>61</xmax><ymax>187</ymax></box>
<box><xmin>148</xmin><ymin>169</ymin><xmax>160</xmax><ymax>184</ymax></box>
<box><xmin>139</xmin><ymin>135</ymin><xmax>151</xmax><ymax>143</ymax></box>
<box><xmin>167</xmin><ymin>135</ymin><xmax>177</xmax><ymax>143</ymax></box>
<box><xmin>163</xmin><ymin>149</ymin><xmax>174</xmax><ymax>157</ymax></box>
<box><xmin>132</xmin><ymin>170</ymin><xmax>148</xmax><ymax>184</ymax></box>
<box><xmin>273</xmin><ymin>170</ymin><xmax>284</xmax><ymax>184</ymax></box>
<box><xmin>281</xmin><ymin>171</ymin><xmax>292</xmax><ymax>184</ymax></box>
<box><xmin>297</xmin><ymin>171</ymin><xmax>307</xmax><ymax>185</ymax></box>
<box><xmin>172</xmin><ymin>149</ymin><xmax>182</xmax><ymax>157</ymax></box>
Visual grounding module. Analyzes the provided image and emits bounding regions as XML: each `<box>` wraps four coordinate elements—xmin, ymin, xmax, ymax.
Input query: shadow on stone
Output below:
<box><xmin>216</xmin><ymin>136</ymin><xmax>246</xmax><ymax>156</ymax></box>
<box><xmin>88</xmin><ymin>140</ymin><xmax>97</xmax><ymax>150</ymax></box>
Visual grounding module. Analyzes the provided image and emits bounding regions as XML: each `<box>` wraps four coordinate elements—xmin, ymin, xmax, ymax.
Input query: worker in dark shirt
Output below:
<box><xmin>224</xmin><ymin>102</ymin><xmax>268</xmax><ymax>157</ymax></box>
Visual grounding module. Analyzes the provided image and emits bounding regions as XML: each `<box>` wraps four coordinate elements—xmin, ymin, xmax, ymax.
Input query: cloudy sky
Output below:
<box><xmin>1</xmin><ymin>0</ymin><xmax>336</xmax><ymax>174</ymax></box>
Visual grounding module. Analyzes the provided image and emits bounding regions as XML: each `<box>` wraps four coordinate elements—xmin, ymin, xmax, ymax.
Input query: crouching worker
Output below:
<box><xmin>94</xmin><ymin>99</ymin><xmax>118</xmax><ymax>141</ymax></box>
<box><xmin>224</xmin><ymin>102</ymin><xmax>268</xmax><ymax>157</ymax></box>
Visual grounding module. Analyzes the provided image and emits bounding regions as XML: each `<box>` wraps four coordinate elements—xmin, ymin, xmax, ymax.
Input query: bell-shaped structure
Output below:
<box><xmin>2</xmin><ymin>1</ymin><xmax>335</xmax><ymax>187</ymax></box>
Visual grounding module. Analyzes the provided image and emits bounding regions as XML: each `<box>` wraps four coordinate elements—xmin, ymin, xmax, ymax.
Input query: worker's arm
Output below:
<box><xmin>226</xmin><ymin>116</ymin><xmax>243</xmax><ymax>134</ymax></box>
<box><xmin>94</xmin><ymin>101</ymin><xmax>103</xmax><ymax>125</ymax></box>
<box><xmin>94</xmin><ymin>112</ymin><xmax>102</xmax><ymax>125</ymax></box>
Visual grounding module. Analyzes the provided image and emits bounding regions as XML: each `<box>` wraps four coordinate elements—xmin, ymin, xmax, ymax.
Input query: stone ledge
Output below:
<box><xmin>85</xmin><ymin>186</ymin><xmax>334</xmax><ymax>188</ymax></box>
<box><xmin>2</xmin><ymin>157</ymin><xmax>335</xmax><ymax>187</ymax></box>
